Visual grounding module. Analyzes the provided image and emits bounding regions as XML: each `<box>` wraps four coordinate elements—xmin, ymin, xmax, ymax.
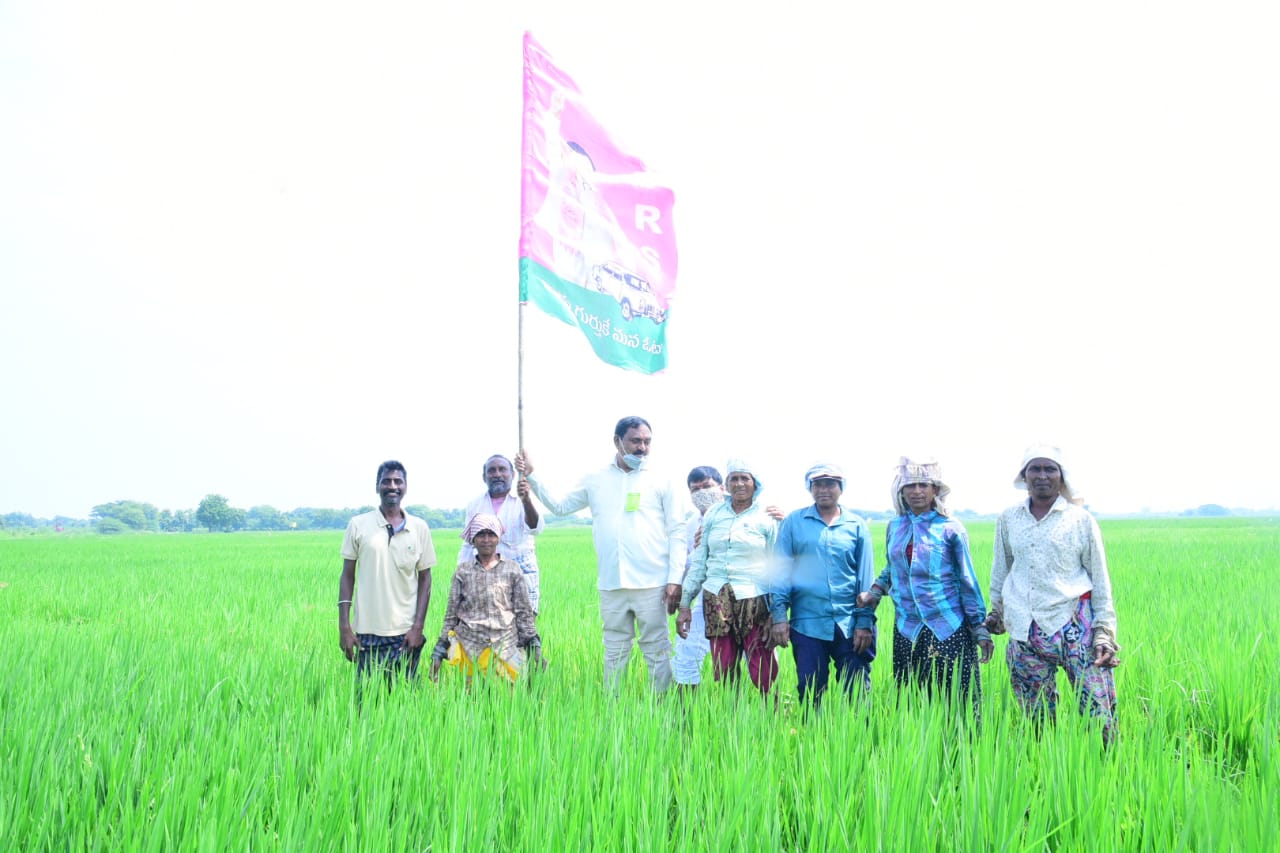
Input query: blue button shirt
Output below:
<box><xmin>770</xmin><ymin>504</ymin><xmax>875</xmax><ymax>640</ymax></box>
<box><xmin>874</xmin><ymin>510</ymin><xmax>987</xmax><ymax>643</ymax></box>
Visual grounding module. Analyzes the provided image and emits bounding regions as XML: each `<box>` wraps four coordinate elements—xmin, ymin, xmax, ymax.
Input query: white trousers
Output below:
<box><xmin>671</xmin><ymin>594</ymin><xmax>710</xmax><ymax>685</ymax></box>
<box><xmin>599</xmin><ymin>587</ymin><xmax>673</xmax><ymax>693</ymax></box>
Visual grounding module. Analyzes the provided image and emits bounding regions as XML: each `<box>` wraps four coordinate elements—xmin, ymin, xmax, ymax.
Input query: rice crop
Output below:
<box><xmin>1</xmin><ymin>518</ymin><xmax>1276</xmax><ymax>850</ymax></box>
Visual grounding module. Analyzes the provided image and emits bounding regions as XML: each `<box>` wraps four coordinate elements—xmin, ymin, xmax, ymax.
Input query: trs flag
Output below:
<box><xmin>519</xmin><ymin>33</ymin><xmax>678</xmax><ymax>374</ymax></box>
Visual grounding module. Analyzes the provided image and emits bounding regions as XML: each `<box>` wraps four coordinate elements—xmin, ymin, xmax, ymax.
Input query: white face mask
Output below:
<box><xmin>691</xmin><ymin>487</ymin><xmax>722</xmax><ymax>514</ymax></box>
<box><xmin>621</xmin><ymin>453</ymin><xmax>647</xmax><ymax>471</ymax></box>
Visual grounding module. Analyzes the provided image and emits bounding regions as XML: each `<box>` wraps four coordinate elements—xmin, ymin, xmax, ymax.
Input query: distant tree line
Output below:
<box><xmin>2</xmin><ymin>497</ymin><xmax>468</xmax><ymax>534</ymax></box>
<box><xmin>4</xmin><ymin>499</ymin><xmax>1257</xmax><ymax>536</ymax></box>
<box><xmin>1</xmin><ymin>512</ymin><xmax>92</xmax><ymax>533</ymax></box>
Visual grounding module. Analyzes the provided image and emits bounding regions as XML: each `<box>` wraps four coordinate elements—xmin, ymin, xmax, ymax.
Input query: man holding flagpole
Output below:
<box><xmin>515</xmin><ymin>417</ymin><xmax>688</xmax><ymax>694</ymax></box>
<box><xmin>458</xmin><ymin>454</ymin><xmax>545</xmax><ymax>614</ymax></box>
<box><xmin>515</xmin><ymin>38</ymin><xmax>684</xmax><ymax>693</ymax></box>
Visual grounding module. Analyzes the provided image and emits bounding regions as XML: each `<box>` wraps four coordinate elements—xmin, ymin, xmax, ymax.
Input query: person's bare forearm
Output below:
<box><xmin>339</xmin><ymin>559</ymin><xmax>357</xmax><ymax>629</ymax></box>
<box><xmin>413</xmin><ymin>569</ymin><xmax>432</xmax><ymax>629</ymax></box>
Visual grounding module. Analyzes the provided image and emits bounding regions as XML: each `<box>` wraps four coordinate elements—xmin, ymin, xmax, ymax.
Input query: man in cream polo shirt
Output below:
<box><xmin>338</xmin><ymin>460</ymin><xmax>436</xmax><ymax>685</ymax></box>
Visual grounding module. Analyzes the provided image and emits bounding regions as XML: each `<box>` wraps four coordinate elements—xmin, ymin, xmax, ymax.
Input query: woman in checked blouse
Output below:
<box><xmin>430</xmin><ymin>514</ymin><xmax>543</xmax><ymax>684</ymax></box>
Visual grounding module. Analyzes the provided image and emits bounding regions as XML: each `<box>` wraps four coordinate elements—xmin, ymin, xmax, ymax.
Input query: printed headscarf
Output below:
<box><xmin>891</xmin><ymin>456</ymin><xmax>951</xmax><ymax>516</ymax></box>
<box><xmin>462</xmin><ymin>513</ymin><xmax>504</xmax><ymax>544</ymax></box>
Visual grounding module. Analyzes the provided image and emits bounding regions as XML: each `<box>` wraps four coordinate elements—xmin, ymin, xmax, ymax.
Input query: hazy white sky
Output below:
<box><xmin>3</xmin><ymin>1</ymin><xmax>1278</xmax><ymax>519</ymax></box>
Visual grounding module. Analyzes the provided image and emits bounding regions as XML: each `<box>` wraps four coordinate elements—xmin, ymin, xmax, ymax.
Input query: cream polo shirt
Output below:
<box><xmin>990</xmin><ymin>496</ymin><xmax>1117</xmax><ymax>645</ymax></box>
<box><xmin>341</xmin><ymin>509</ymin><xmax>436</xmax><ymax>636</ymax></box>
<box><xmin>526</xmin><ymin>461</ymin><xmax>688</xmax><ymax>590</ymax></box>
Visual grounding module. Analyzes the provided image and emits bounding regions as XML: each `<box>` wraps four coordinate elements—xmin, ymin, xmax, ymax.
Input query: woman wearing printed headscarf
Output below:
<box><xmin>860</xmin><ymin>458</ymin><xmax>992</xmax><ymax>715</ymax></box>
<box><xmin>430</xmin><ymin>514</ymin><xmax>542</xmax><ymax>684</ymax></box>
<box><xmin>676</xmin><ymin>459</ymin><xmax>780</xmax><ymax>694</ymax></box>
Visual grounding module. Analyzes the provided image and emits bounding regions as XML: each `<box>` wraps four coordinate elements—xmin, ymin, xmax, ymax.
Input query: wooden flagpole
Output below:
<box><xmin>518</xmin><ymin>296</ymin><xmax>525</xmax><ymax>455</ymax></box>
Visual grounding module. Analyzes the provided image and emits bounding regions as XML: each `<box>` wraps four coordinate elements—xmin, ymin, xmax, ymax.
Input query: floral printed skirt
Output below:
<box><xmin>701</xmin><ymin>584</ymin><xmax>772</xmax><ymax>643</ymax></box>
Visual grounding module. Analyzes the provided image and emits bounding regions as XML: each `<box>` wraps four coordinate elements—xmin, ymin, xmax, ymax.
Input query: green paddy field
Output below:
<box><xmin>2</xmin><ymin>518</ymin><xmax>1276</xmax><ymax>851</ymax></box>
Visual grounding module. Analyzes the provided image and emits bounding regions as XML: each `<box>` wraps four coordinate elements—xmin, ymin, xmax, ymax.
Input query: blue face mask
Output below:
<box><xmin>621</xmin><ymin>453</ymin><xmax>647</xmax><ymax>471</ymax></box>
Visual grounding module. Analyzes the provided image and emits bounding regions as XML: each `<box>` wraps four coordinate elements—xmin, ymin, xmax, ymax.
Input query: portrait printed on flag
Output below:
<box><xmin>521</xmin><ymin>36</ymin><xmax>677</xmax><ymax>328</ymax></box>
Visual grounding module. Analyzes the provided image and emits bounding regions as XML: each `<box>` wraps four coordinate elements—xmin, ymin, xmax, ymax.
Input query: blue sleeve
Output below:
<box><xmin>852</xmin><ymin>519</ymin><xmax>876</xmax><ymax>631</ymax></box>
<box><xmin>769</xmin><ymin>515</ymin><xmax>794</xmax><ymax>621</ymax></box>
<box><xmin>873</xmin><ymin>520</ymin><xmax>892</xmax><ymax>591</ymax></box>
<box><xmin>949</xmin><ymin>522</ymin><xmax>987</xmax><ymax>626</ymax></box>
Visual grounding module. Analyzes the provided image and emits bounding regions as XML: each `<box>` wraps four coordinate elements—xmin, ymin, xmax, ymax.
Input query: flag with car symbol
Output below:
<box><xmin>519</xmin><ymin>32</ymin><xmax>678</xmax><ymax>374</ymax></box>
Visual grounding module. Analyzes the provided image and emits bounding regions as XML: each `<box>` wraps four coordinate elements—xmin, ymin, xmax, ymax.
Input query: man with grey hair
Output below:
<box><xmin>458</xmin><ymin>454</ymin><xmax>545</xmax><ymax>613</ymax></box>
<box><xmin>985</xmin><ymin>445</ymin><xmax>1120</xmax><ymax>743</ymax></box>
<box><xmin>516</xmin><ymin>416</ymin><xmax>688</xmax><ymax>694</ymax></box>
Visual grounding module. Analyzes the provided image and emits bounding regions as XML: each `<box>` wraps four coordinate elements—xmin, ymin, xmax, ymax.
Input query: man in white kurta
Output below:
<box><xmin>458</xmin><ymin>454</ymin><xmax>546</xmax><ymax>613</ymax></box>
<box><xmin>517</xmin><ymin>417</ymin><xmax>688</xmax><ymax>693</ymax></box>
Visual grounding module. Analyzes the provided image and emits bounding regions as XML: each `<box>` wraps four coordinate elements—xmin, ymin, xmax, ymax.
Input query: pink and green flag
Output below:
<box><xmin>519</xmin><ymin>32</ymin><xmax>678</xmax><ymax>374</ymax></box>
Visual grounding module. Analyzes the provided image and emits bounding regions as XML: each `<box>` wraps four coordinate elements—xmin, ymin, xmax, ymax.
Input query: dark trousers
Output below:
<box><xmin>791</xmin><ymin>626</ymin><xmax>875</xmax><ymax>709</ymax></box>
<box><xmin>892</xmin><ymin>625</ymin><xmax>980</xmax><ymax>717</ymax></box>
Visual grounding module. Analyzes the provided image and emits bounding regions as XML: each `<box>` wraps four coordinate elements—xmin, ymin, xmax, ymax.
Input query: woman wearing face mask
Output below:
<box><xmin>676</xmin><ymin>459</ymin><xmax>779</xmax><ymax>694</ymax></box>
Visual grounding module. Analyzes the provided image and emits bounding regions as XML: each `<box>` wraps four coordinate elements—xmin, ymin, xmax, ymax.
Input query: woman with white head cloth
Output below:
<box><xmin>985</xmin><ymin>445</ymin><xmax>1120</xmax><ymax>744</ymax></box>
<box><xmin>861</xmin><ymin>457</ymin><xmax>992</xmax><ymax>716</ymax></box>
<box><xmin>676</xmin><ymin>458</ymin><xmax>780</xmax><ymax>694</ymax></box>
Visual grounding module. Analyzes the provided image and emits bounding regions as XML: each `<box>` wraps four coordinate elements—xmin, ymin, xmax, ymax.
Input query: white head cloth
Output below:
<box><xmin>724</xmin><ymin>457</ymin><xmax>763</xmax><ymax>495</ymax></box>
<box><xmin>1014</xmin><ymin>444</ymin><xmax>1082</xmax><ymax>505</ymax></box>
